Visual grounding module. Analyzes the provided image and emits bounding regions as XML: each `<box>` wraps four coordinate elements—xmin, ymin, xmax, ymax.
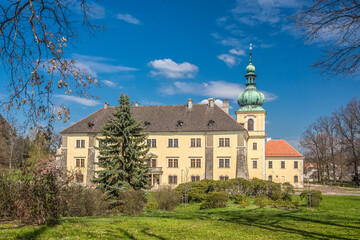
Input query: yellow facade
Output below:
<box><xmin>265</xmin><ymin>157</ymin><xmax>303</xmax><ymax>187</ymax></box>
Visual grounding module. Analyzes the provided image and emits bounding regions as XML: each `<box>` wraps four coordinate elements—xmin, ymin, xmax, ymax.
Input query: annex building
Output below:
<box><xmin>59</xmin><ymin>50</ymin><xmax>304</xmax><ymax>188</ymax></box>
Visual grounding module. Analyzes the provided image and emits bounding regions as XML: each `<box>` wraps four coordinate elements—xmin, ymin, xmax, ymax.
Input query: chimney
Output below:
<box><xmin>104</xmin><ymin>102</ymin><xmax>109</xmax><ymax>109</ymax></box>
<box><xmin>222</xmin><ymin>99</ymin><xmax>229</xmax><ymax>114</ymax></box>
<box><xmin>135</xmin><ymin>101</ymin><xmax>139</xmax><ymax>107</ymax></box>
<box><xmin>187</xmin><ymin>98</ymin><xmax>193</xmax><ymax>109</ymax></box>
<box><xmin>208</xmin><ymin>98</ymin><xmax>214</xmax><ymax>108</ymax></box>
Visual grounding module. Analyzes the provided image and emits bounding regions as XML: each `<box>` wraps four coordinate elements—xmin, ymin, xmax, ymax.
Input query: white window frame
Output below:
<box><xmin>281</xmin><ymin>161</ymin><xmax>286</xmax><ymax>169</ymax></box>
<box><xmin>252</xmin><ymin>160</ymin><xmax>258</xmax><ymax>169</ymax></box>
<box><xmin>76</xmin><ymin>139</ymin><xmax>85</xmax><ymax>148</ymax></box>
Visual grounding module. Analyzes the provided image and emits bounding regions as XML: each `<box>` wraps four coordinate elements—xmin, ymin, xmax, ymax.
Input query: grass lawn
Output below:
<box><xmin>1</xmin><ymin>196</ymin><xmax>359</xmax><ymax>240</ymax></box>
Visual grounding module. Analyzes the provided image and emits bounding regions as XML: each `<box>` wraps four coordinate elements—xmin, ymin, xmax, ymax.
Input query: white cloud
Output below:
<box><xmin>54</xmin><ymin>94</ymin><xmax>100</xmax><ymax>106</ymax></box>
<box><xmin>217</xmin><ymin>54</ymin><xmax>237</xmax><ymax>67</ymax></box>
<box><xmin>229</xmin><ymin>49</ymin><xmax>246</xmax><ymax>56</ymax></box>
<box><xmin>116</xmin><ymin>13</ymin><xmax>141</xmax><ymax>24</ymax></box>
<box><xmin>232</xmin><ymin>0</ymin><xmax>300</xmax><ymax>26</ymax></box>
<box><xmin>72</xmin><ymin>54</ymin><xmax>138</xmax><ymax>77</ymax></box>
<box><xmin>199</xmin><ymin>99</ymin><xmax>224</xmax><ymax>108</ymax></box>
<box><xmin>148</xmin><ymin>58</ymin><xmax>198</xmax><ymax>79</ymax></box>
<box><xmin>102</xmin><ymin>80</ymin><xmax>116</xmax><ymax>87</ymax></box>
<box><xmin>160</xmin><ymin>80</ymin><xmax>277</xmax><ymax>102</ymax></box>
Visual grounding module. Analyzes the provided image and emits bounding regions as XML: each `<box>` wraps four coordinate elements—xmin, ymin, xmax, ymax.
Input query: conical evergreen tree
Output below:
<box><xmin>93</xmin><ymin>94</ymin><xmax>149</xmax><ymax>198</ymax></box>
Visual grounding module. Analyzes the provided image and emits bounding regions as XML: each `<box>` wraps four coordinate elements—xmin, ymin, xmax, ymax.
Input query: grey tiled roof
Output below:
<box><xmin>60</xmin><ymin>104</ymin><xmax>245</xmax><ymax>134</ymax></box>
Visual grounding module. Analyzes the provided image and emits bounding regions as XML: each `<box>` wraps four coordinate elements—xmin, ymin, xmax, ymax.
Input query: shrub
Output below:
<box><xmin>13</xmin><ymin>157</ymin><xmax>65</xmax><ymax>225</ymax></box>
<box><xmin>146</xmin><ymin>202</ymin><xmax>159</xmax><ymax>212</ymax></box>
<box><xmin>281</xmin><ymin>182</ymin><xmax>295</xmax><ymax>201</ymax></box>
<box><xmin>300</xmin><ymin>190</ymin><xmax>323</xmax><ymax>207</ymax></box>
<box><xmin>176</xmin><ymin>179</ymin><xmax>217</xmax><ymax>202</ymax></box>
<box><xmin>200</xmin><ymin>191</ymin><xmax>229</xmax><ymax>210</ymax></box>
<box><xmin>62</xmin><ymin>186</ymin><xmax>110</xmax><ymax>217</ymax></box>
<box><xmin>0</xmin><ymin>172</ymin><xmax>18</xmax><ymax>220</ymax></box>
<box><xmin>254</xmin><ymin>195</ymin><xmax>269</xmax><ymax>208</ymax></box>
<box><xmin>150</xmin><ymin>186</ymin><xmax>181</xmax><ymax>211</ymax></box>
<box><xmin>232</xmin><ymin>194</ymin><xmax>249</xmax><ymax>208</ymax></box>
<box><xmin>117</xmin><ymin>189</ymin><xmax>147</xmax><ymax>216</ymax></box>
<box><xmin>267</xmin><ymin>182</ymin><xmax>283</xmax><ymax>201</ymax></box>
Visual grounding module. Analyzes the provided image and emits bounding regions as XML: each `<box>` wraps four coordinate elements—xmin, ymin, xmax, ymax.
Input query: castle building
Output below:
<box><xmin>59</xmin><ymin>48</ymin><xmax>303</xmax><ymax>187</ymax></box>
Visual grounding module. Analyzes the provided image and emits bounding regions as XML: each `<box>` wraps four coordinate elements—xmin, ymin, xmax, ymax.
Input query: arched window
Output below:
<box><xmin>248</xmin><ymin>119</ymin><xmax>254</xmax><ymax>131</ymax></box>
<box><xmin>294</xmin><ymin>175</ymin><xmax>299</xmax><ymax>183</ymax></box>
<box><xmin>268</xmin><ymin>175</ymin><xmax>273</xmax><ymax>181</ymax></box>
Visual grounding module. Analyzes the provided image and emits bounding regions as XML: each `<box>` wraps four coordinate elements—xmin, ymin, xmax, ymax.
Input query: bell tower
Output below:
<box><xmin>236</xmin><ymin>44</ymin><xmax>266</xmax><ymax>180</ymax></box>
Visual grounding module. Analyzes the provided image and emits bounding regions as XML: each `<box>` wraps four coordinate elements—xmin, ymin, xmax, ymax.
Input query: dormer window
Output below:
<box><xmin>208</xmin><ymin>120</ymin><xmax>215</xmax><ymax>126</ymax></box>
<box><xmin>247</xmin><ymin>119</ymin><xmax>254</xmax><ymax>131</ymax></box>
<box><xmin>88</xmin><ymin>122</ymin><xmax>94</xmax><ymax>128</ymax></box>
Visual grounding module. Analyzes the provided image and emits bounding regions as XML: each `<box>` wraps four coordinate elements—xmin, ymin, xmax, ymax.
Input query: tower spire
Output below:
<box><xmin>249</xmin><ymin>43</ymin><xmax>252</xmax><ymax>64</ymax></box>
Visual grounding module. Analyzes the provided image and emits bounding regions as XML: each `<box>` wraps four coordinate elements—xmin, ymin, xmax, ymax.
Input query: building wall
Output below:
<box><xmin>62</xmin><ymin>131</ymin><xmax>247</xmax><ymax>186</ymax></box>
<box><xmin>236</xmin><ymin>110</ymin><xmax>266</xmax><ymax>180</ymax></box>
<box><xmin>265</xmin><ymin>156</ymin><xmax>304</xmax><ymax>187</ymax></box>
<box><xmin>64</xmin><ymin>134</ymin><xmax>90</xmax><ymax>185</ymax></box>
<box><xmin>147</xmin><ymin>131</ymin><xmax>246</xmax><ymax>185</ymax></box>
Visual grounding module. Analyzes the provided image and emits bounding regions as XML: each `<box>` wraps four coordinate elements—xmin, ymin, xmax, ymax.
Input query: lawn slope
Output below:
<box><xmin>1</xmin><ymin>196</ymin><xmax>359</xmax><ymax>239</ymax></box>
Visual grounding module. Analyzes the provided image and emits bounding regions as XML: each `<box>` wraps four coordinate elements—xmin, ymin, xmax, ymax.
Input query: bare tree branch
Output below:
<box><xmin>0</xmin><ymin>0</ymin><xmax>104</xmax><ymax>130</ymax></box>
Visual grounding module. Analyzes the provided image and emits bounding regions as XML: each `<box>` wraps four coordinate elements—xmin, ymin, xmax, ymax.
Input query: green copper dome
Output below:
<box><xmin>237</xmin><ymin>44</ymin><xmax>265</xmax><ymax>112</ymax></box>
<box><xmin>245</xmin><ymin>63</ymin><xmax>255</xmax><ymax>73</ymax></box>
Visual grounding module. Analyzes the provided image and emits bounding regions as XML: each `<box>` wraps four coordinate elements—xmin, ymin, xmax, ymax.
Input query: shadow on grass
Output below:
<box><xmin>141</xmin><ymin>227</ymin><xmax>167</xmax><ymax>240</ymax></box>
<box><xmin>15</xmin><ymin>224</ymin><xmax>56</xmax><ymax>240</ymax></box>
<box><xmin>147</xmin><ymin>208</ymin><xmax>359</xmax><ymax>240</ymax></box>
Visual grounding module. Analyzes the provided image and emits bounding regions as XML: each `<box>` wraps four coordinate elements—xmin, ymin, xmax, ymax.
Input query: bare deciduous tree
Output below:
<box><xmin>295</xmin><ymin>0</ymin><xmax>360</xmax><ymax>77</ymax></box>
<box><xmin>333</xmin><ymin>98</ymin><xmax>360</xmax><ymax>186</ymax></box>
<box><xmin>0</xmin><ymin>0</ymin><xmax>103</xmax><ymax>129</ymax></box>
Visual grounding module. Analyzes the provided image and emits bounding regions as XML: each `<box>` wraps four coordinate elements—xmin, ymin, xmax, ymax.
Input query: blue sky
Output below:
<box><xmin>2</xmin><ymin>0</ymin><xmax>360</xmax><ymax>150</ymax></box>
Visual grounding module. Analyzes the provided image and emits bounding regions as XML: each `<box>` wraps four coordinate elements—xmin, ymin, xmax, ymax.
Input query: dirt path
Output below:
<box><xmin>296</xmin><ymin>184</ymin><xmax>360</xmax><ymax>195</ymax></box>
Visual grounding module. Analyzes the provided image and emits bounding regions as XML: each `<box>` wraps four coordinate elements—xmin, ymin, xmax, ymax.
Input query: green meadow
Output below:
<box><xmin>1</xmin><ymin>196</ymin><xmax>359</xmax><ymax>240</ymax></box>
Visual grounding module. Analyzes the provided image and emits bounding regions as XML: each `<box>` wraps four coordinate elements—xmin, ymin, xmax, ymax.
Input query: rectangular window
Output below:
<box><xmin>190</xmin><ymin>159</ymin><xmax>201</xmax><ymax>168</ymax></box>
<box><xmin>76</xmin><ymin>140</ymin><xmax>85</xmax><ymax>148</ymax></box>
<box><xmin>253</xmin><ymin>160</ymin><xmax>258</xmax><ymax>169</ymax></box>
<box><xmin>168</xmin><ymin>175</ymin><xmax>178</xmax><ymax>184</ymax></box>
<box><xmin>76</xmin><ymin>158</ymin><xmax>85</xmax><ymax>168</ymax></box>
<box><xmin>174</xmin><ymin>159</ymin><xmax>178</xmax><ymax>168</ymax></box>
<box><xmin>168</xmin><ymin>138</ymin><xmax>178</xmax><ymax>147</ymax></box>
<box><xmin>196</xmin><ymin>159</ymin><xmax>201</xmax><ymax>168</ymax></box>
<box><xmin>294</xmin><ymin>175</ymin><xmax>299</xmax><ymax>183</ymax></box>
<box><xmin>151</xmin><ymin>159</ymin><xmax>157</xmax><ymax>168</ymax></box>
<box><xmin>253</xmin><ymin>142</ymin><xmax>257</xmax><ymax>150</ymax></box>
<box><xmin>190</xmin><ymin>138</ymin><xmax>201</xmax><ymax>147</ymax></box>
<box><xmin>219</xmin><ymin>138</ymin><xmax>230</xmax><ymax>147</ymax></box>
<box><xmin>190</xmin><ymin>159</ymin><xmax>195</xmax><ymax>168</ymax></box>
<box><xmin>219</xmin><ymin>138</ymin><xmax>224</xmax><ymax>147</ymax></box>
<box><xmin>294</xmin><ymin>161</ymin><xmax>299</xmax><ymax>169</ymax></box>
<box><xmin>225</xmin><ymin>138</ymin><xmax>230</xmax><ymax>147</ymax></box>
<box><xmin>219</xmin><ymin>159</ymin><xmax>224</xmax><ymax>168</ymax></box>
<box><xmin>168</xmin><ymin>159</ymin><xmax>178</xmax><ymax>168</ymax></box>
<box><xmin>224</xmin><ymin>159</ymin><xmax>230</xmax><ymax>168</ymax></box>
<box><xmin>191</xmin><ymin>176</ymin><xmax>200</xmax><ymax>182</ymax></box>
<box><xmin>147</xmin><ymin>139</ymin><xmax>157</xmax><ymax>148</ymax></box>
<box><xmin>281</xmin><ymin>161</ymin><xmax>286</xmax><ymax>169</ymax></box>
<box><xmin>219</xmin><ymin>159</ymin><xmax>230</xmax><ymax>168</ymax></box>
<box><xmin>268</xmin><ymin>161</ymin><xmax>273</xmax><ymax>169</ymax></box>
<box><xmin>220</xmin><ymin>176</ymin><xmax>229</xmax><ymax>181</ymax></box>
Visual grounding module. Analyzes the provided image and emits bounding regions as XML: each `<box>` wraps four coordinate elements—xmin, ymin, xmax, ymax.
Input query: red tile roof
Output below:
<box><xmin>265</xmin><ymin>139</ymin><xmax>303</xmax><ymax>157</ymax></box>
